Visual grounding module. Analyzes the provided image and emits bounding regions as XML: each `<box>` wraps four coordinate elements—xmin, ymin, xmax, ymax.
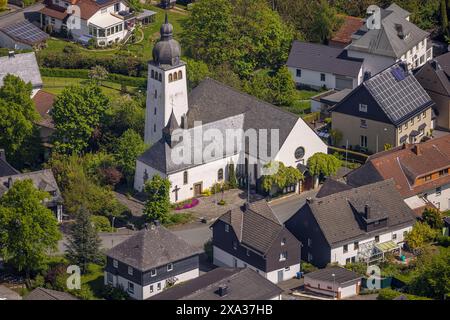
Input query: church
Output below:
<box><xmin>134</xmin><ymin>16</ymin><xmax>328</xmax><ymax>203</ymax></box>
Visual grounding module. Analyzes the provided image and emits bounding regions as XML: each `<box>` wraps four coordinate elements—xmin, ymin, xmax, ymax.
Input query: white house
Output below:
<box><xmin>39</xmin><ymin>0</ymin><xmax>137</xmax><ymax>46</ymax></box>
<box><xmin>346</xmin><ymin>3</ymin><xmax>432</xmax><ymax>77</ymax></box>
<box><xmin>304</xmin><ymin>267</ymin><xmax>362</xmax><ymax>300</ymax></box>
<box><xmin>211</xmin><ymin>200</ymin><xmax>302</xmax><ymax>284</ymax></box>
<box><xmin>286</xmin><ymin>179</ymin><xmax>416</xmax><ymax>267</ymax></box>
<box><xmin>104</xmin><ymin>223</ymin><xmax>202</xmax><ymax>300</ymax></box>
<box><xmin>134</xmin><ymin>16</ymin><xmax>328</xmax><ymax>203</ymax></box>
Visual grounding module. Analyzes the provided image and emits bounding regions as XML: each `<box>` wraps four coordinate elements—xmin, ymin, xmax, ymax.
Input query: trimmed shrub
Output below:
<box><xmin>91</xmin><ymin>215</ymin><xmax>111</xmax><ymax>232</ymax></box>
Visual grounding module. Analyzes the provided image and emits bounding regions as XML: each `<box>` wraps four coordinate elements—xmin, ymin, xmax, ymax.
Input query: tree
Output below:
<box><xmin>329</xmin><ymin>129</ymin><xmax>343</xmax><ymax>146</ymax></box>
<box><xmin>441</xmin><ymin>0</ymin><xmax>449</xmax><ymax>35</ymax></box>
<box><xmin>405</xmin><ymin>222</ymin><xmax>438</xmax><ymax>250</ymax></box>
<box><xmin>409</xmin><ymin>247</ymin><xmax>450</xmax><ymax>299</ymax></box>
<box><xmin>114</xmin><ymin>129</ymin><xmax>148</xmax><ymax>184</ymax></box>
<box><xmin>104</xmin><ymin>95</ymin><xmax>145</xmax><ymax>140</ymax></box>
<box><xmin>0</xmin><ymin>0</ymin><xmax>7</xmax><ymax>11</ymax></box>
<box><xmin>228</xmin><ymin>161</ymin><xmax>238</xmax><ymax>189</ymax></box>
<box><xmin>262</xmin><ymin>161</ymin><xmax>303</xmax><ymax>193</ymax></box>
<box><xmin>185</xmin><ymin>58</ymin><xmax>211</xmax><ymax>91</ymax></box>
<box><xmin>52</xmin><ymin>83</ymin><xmax>109</xmax><ymax>154</ymax></box>
<box><xmin>0</xmin><ymin>180</ymin><xmax>61</xmax><ymax>284</ymax></box>
<box><xmin>0</xmin><ymin>75</ymin><xmax>41</xmax><ymax>167</ymax></box>
<box><xmin>307</xmin><ymin>153</ymin><xmax>341</xmax><ymax>177</ymax></box>
<box><xmin>143</xmin><ymin>175</ymin><xmax>171</xmax><ymax>223</ymax></box>
<box><xmin>88</xmin><ymin>65</ymin><xmax>109</xmax><ymax>86</ymax></box>
<box><xmin>65</xmin><ymin>206</ymin><xmax>102</xmax><ymax>274</ymax></box>
<box><xmin>422</xmin><ymin>208</ymin><xmax>444</xmax><ymax>229</ymax></box>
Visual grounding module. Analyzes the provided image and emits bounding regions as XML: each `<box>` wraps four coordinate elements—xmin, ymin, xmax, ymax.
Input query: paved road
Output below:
<box><xmin>270</xmin><ymin>190</ymin><xmax>318</xmax><ymax>223</ymax></box>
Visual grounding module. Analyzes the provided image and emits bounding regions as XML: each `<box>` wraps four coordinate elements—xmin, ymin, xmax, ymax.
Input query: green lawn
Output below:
<box><xmin>82</xmin><ymin>263</ymin><xmax>105</xmax><ymax>299</ymax></box>
<box><xmin>39</xmin><ymin>6</ymin><xmax>187</xmax><ymax>61</ymax></box>
<box><xmin>42</xmin><ymin>76</ymin><xmax>136</xmax><ymax>98</ymax></box>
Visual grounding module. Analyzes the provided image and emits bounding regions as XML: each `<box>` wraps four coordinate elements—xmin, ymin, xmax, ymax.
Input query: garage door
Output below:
<box><xmin>336</xmin><ymin>76</ymin><xmax>353</xmax><ymax>90</ymax></box>
<box><xmin>339</xmin><ymin>284</ymin><xmax>357</xmax><ymax>299</ymax></box>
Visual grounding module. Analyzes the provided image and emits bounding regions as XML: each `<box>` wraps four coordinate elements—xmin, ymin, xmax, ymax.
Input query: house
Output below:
<box><xmin>39</xmin><ymin>0</ymin><xmax>136</xmax><ymax>47</ymax></box>
<box><xmin>286</xmin><ymin>41</ymin><xmax>364</xmax><ymax>90</ymax></box>
<box><xmin>104</xmin><ymin>222</ymin><xmax>202</xmax><ymax>300</ymax></box>
<box><xmin>0</xmin><ymin>52</ymin><xmax>43</xmax><ymax>97</ymax></box>
<box><xmin>346</xmin><ymin>135</ymin><xmax>450</xmax><ymax>212</ymax></box>
<box><xmin>150</xmin><ymin>267</ymin><xmax>283</xmax><ymax>300</ymax></box>
<box><xmin>285</xmin><ymin>179</ymin><xmax>416</xmax><ymax>267</ymax></box>
<box><xmin>211</xmin><ymin>200</ymin><xmax>301</xmax><ymax>284</ymax></box>
<box><xmin>0</xmin><ymin>285</ymin><xmax>21</xmax><ymax>300</ymax></box>
<box><xmin>329</xmin><ymin>15</ymin><xmax>364</xmax><ymax>48</ymax></box>
<box><xmin>303</xmin><ymin>267</ymin><xmax>362</xmax><ymax>299</ymax></box>
<box><xmin>315</xmin><ymin>178</ymin><xmax>352</xmax><ymax>199</ymax></box>
<box><xmin>0</xmin><ymin>20</ymin><xmax>49</xmax><ymax>50</ymax></box>
<box><xmin>415</xmin><ymin>52</ymin><xmax>450</xmax><ymax>130</ymax></box>
<box><xmin>134</xmin><ymin>17</ymin><xmax>328</xmax><ymax>203</ymax></box>
<box><xmin>347</xmin><ymin>3</ymin><xmax>432</xmax><ymax>77</ymax></box>
<box><xmin>32</xmin><ymin>90</ymin><xmax>56</xmax><ymax>147</ymax></box>
<box><xmin>0</xmin><ymin>149</ymin><xmax>19</xmax><ymax>177</ymax></box>
<box><xmin>331</xmin><ymin>62</ymin><xmax>434</xmax><ymax>153</ymax></box>
<box><xmin>23</xmin><ymin>287</ymin><xmax>78</xmax><ymax>300</ymax></box>
<box><xmin>0</xmin><ymin>166</ymin><xmax>64</xmax><ymax>222</ymax></box>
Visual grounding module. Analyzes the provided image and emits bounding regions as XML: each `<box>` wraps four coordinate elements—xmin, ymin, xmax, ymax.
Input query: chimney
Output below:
<box><xmin>0</xmin><ymin>149</ymin><xmax>5</xmax><ymax>161</ymax></box>
<box><xmin>364</xmin><ymin>204</ymin><xmax>371</xmax><ymax>219</ymax></box>
<box><xmin>8</xmin><ymin>51</ymin><xmax>15</xmax><ymax>58</ymax></box>
<box><xmin>399</xmin><ymin>62</ymin><xmax>408</xmax><ymax>73</ymax></box>
<box><xmin>413</xmin><ymin>145</ymin><xmax>421</xmax><ymax>156</ymax></box>
<box><xmin>395</xmin><ymin>24</ymin><xmax>404</xmax><ymax>39</ymax></box>
<box><xmin>218</xmin><ymin>285</ymin><xmax>228</xmax><ymax>297</ymax></box>
<box><xmin>363</xmin><ymin>71</ymin><xmax>371</xmax><ymax>81</ymax></box>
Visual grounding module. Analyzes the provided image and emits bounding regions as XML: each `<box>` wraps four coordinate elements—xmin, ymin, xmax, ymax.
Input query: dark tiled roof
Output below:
<box><xmin>215</xmin><ymin>200</ymin><xmax>293</xmax><ymax>255</ymax></box>
<box><xmin>415</xmin><ymin>55</ymin><xmax>450</xmax><ymax>97</ymax></box>
<box><xmin>0</xmin><ymin>20</ymin><xmax>49</xmax><ymax>46</ymax></box>
<box><xmin>0</xmin><ymin>155</ymin><xmax>19</xmax><ymax>177</ymax></box>
<box><xmin>346</xmin><ymin>135</ymin><xmax>450</xmax><ymax>198</ymax></box>
<box><xmin>306</xmin><ymin>180</ymin><xmax>416</xmax><ymax>246</ymax></box>
<box><xmin>106</xmin><ymin>225</ymin><xmax>202</xmax><ymax>271</ymax></box>
<box><xmin>24</xmin><ymin>288</ymin><xmax>77</xmax><ymax>300</ymax></box>
<box><xmin>348</xmin><ymin>5</ymin><xmax>428</xmax><ymax>58</ymax></box>
<box><xmin>150</xmin><ymin>267</ymin><xmax>282</xmax><ymax>300</ymax></box>
<box><xmin>316</xmin><ymin>178</ymin><xmax>353</xmax><ymax>198</ymax></box>
<box><xmin>304</xmin><ymin>267</ymin><xmax>361</xmax><ymax>285</ymax></box>
<box><xmin>286</xmin><ymin>41</ymin><xmax>363</xmax><ymax>77</ymax></box>
<box><xmin>0</xmin><ymin>52</ymin><xmax>42</xmax><ymax>89</ymax></box>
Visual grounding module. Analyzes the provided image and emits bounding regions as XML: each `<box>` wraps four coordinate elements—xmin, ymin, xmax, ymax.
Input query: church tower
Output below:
<box><xmin>145</xmin><ymin>14</ymin><xmax>188</xmax><ymax>145</ymax></box>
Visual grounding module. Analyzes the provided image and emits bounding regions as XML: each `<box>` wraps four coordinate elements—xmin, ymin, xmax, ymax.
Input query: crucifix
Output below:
<box><xmin>173</xmin><ymin>185</ymin><xmax>180</xmax><ymax>202</ymax></box>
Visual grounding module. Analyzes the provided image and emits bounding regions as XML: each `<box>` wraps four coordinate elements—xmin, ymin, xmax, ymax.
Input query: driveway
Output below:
<box><xmin>269</xmin><ymin>189</ymin><xmax>318</xmax><ymax>223</ymax></box>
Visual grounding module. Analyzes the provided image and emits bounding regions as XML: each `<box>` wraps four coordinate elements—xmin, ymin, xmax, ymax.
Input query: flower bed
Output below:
<box><xmin>175</xmin><ymin>198</ymin><xmax>200</xmax><ymax>210</ymax></box>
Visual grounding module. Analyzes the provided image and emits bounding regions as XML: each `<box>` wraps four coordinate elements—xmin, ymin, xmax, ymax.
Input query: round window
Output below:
<box><xmin>295</xmin><ymin>147</ymin><xmax>305</xmax><ymax>159</ymax></box>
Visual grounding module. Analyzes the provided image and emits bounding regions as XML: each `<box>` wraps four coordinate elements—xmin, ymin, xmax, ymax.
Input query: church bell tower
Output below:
<box><xmin>145</xmin><ymin>14</ymin><xmax>188</xmax><ymax>145</ymax></box>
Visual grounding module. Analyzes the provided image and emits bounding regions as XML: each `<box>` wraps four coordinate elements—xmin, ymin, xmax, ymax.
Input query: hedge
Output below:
<box><xmin>40</xmin><ymin>68</ymin><xmax>147</xmax><ymax>87</ymax></box>
<box><xmin>377</xmin><ymin>288</ymin><xmax>431</xmax><ymax>300</ymax></box>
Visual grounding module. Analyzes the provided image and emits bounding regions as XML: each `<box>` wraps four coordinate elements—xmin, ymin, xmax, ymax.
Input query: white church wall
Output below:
<box><xmin>134</xmin><ymin>161</ymin><xmax>167</xmax><ymax>192</ymax></box>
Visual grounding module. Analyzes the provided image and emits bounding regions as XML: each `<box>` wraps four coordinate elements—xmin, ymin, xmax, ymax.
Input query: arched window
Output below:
<box><xmin>158</xmin><ymin>73</ymin><xmax>162</xmax><ymax>82</ymax></box>
<box><xmin>169</xmin><ymin>74</ymin><xmax>173</xmax><ymax>82</ymax></box>
<box><xmin>178</xmin><ymin>70</ymin><xmax>182</xmax><ymax>79</ymax></box>
<box><xmin>218</xmin><ymin>168</ymin><xmax>224</xmax><ymax>181</ymax></box>
<box><xmin>173</xmin><ymin>72</ymin><xmax>178</xmax><ymax>80</ymax></box>
<box><xmin>183</xmin><ymin>171</ymin><xmax>188</xmax><ymax>185</ymax></box>
<box><xmin>151</xmin><ymin>70</ymin><xmax>154</xmax><ymax>79</ymax></box>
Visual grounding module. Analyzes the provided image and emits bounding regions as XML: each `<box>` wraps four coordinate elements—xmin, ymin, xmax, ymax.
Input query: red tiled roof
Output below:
<box><xmin>40</xmin><ymin>0</ymin><xmax>122</xmax><ymax>21</ymax></box>
<box><xmin>33</xmin><ymin>90</ymin><xmax>55</xmax><ymax>129</ymax></box>
<box><xmin>355</xmin><ymin>135</ymin><xmax>450</xmax><ymax>198</ymax></box>
<box><xmin>330</xmin><ymin>15</ymin><xmax>364</xmax><ymax>47</ymax></box>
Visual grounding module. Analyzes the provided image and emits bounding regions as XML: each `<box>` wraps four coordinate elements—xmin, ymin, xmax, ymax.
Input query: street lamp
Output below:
<box><xmin>332</xmin><ymin>273</ymin><xmax>336</xmax><ymax>300</ymax></box>
<box><xmin>111</xmin><ymin>216</ymin><xmax>116</xmax><ymax>233</ymax></box>
<box><xmin>376</xmin><ymin>128</ymin><xmax>388</xmax><ymax>153</ymax></box>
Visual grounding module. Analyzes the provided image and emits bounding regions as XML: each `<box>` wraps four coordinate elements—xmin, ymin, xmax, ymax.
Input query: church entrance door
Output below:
<box><xmin>193</xmin><ymin>182</ymin><xmax>203</xmax><ymax>197</ymax></box>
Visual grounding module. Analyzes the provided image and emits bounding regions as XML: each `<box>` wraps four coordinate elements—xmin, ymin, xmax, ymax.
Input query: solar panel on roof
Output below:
<box><xmin>1</xmin><ymin>21</ymin><xmax>48</xmax><ymax>45</ymax></box>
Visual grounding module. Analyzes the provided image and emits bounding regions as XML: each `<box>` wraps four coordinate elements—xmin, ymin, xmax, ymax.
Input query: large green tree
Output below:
<box><xmin>0</xmin><ymin>180</ymin><xmax>61</xmax><ymax>283</ymax></box>
<box><xmin>405</xmin><ymin>222</ymin><xmax>438</xmax><ymax>250</ymax></box>
<box><xmin>143</xmin><ymin>175</ymin><xmax>171</xmax><ymax>223</ymax></box>
<box><xmin>65</xmin><ymin>206</ymin><xmax>102</xmax><ymax>274</ymax></box>
<box><xmin>307</xmin><ymin>152</ymin><xmax>341</xmax><ymax>177</ymax></box>
<box><xmin>262</xmin><ymin>161</ymin><xmax>303</xmax><ymax>193</ymax></box>
<box><xmin>0</xmin><ymin>75</ymin><xmax>41</xmax><ymax>167</ymax></box>
<box><xmin>52</xmin><ymin>83</ymin><xmax>109</xmax><ymax>154</ymax></box>
<box><xmin>114</xmin><ymin>129</ymin><xmax>148</xmax><ymax>184</ymax></box>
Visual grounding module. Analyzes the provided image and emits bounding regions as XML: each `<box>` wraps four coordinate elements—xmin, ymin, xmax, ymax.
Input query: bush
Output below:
<box><xmin>437</xmin><ymin>235</ymin><xmax>450</xmax><ymax>247</ymax></box>
<box><xmin>165</xmin><ymin>213</ymin><xmax>195</xmax><ymax>226</ymax></box>
<box><xmin>91</xmin><ymin>215</ymin><xmax>111</xmax><ymax>232</ymax></box>
<box><xmin>300</xmin><ymin>261</ymin><xmax>317</xmax><ymax>274</ymax></box>
<box><xmin>377</xmin><ymin>288</ymin><xmax>431</xmax><ymax>300</ymax></box>
<box><xmin>101</xmin><ymin>285</ymin><xmax>129</xmax><ymax>300</ymax></box>
<box><xmin>204</xmin><ymin>240</ymin><xmax>213</xmax><ymax>263</ymax></box>
<box><xmin>218</xmin><ymin>199</ymin><xmax>226</xmax><ymax>206</ymax></box>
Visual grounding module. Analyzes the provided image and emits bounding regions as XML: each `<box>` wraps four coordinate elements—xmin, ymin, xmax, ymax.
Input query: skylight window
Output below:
<box><xmin>391</xmin><ymin>67</ymin><xmax>406</xmax><ymax>81</ymax></box>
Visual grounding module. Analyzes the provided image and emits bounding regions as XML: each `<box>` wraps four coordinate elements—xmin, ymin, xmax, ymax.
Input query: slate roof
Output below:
<box><xmin>0</xmin><ymin>52</ymin><xmax>42</xmax><ymax>89</ymax></box>
<box><xmin>286</xmin><ymin>41</ymin><xmax>363</xmax><ymax>77</ymax></box>
<box><xmin>415</xmin><ymin>53</ymin><xmax>450</xmax><ymax>97</ymax></box>
<box><xmin>0</xmin><ymin>169</ymin><xmax>62</xmax><ymax>203</ymax></box>
<box><xmin>106</xmin><ymin>225</ymin><xmax>202</xmax><ymax>271</ymax></box>
<box><xmin>304</xmin><ymin>267</ymin><xmax>361</xmax><ymax>285</ymax></box>
<box><xmin>346</xmin><ymin>135</ymin><xmax>450</xmax><ymax>198</ymax></box>
<box><xmin>24</xmin><ymin>288</ymin><xmax>77</xmax><ymax>300</ymax></box>
<box><xmin>316</xmin><ymin>178</ymin><xmax>353</xmax><ymax>198</ymax></box>
<box><xmin>138</xmin><ymin>78</ymin><xmax>313</xmax><ymax>174</ymax></box>
<box><xmin>0</xmin><ymin>20</ymin><xmax>49</xmax><ymax>46</ymax></box>
<box><xmin>305</xmin><ymin>179</ymin><xmax>416</xmax><ymax>246</ymax></box>
<box><xmin>150</xmin><ymin>267</ymin><xmax>282</xmax><ymax>300</ymax></box>
<box><xmin>0</xmin><ymin>152</ymin><xmax>19</xmax><ymax>177</ymax></box>
<box><xmin>214</xmin><ymin>200</ymin><xmax>287</xmax><ymax>256</ymax></box>
<box><xmin>348</xmin><ymin>4</ymin><xmax>429</xmax><ymax>58</ymax></box>
<box><xmin>0</xmin><ymin>285</ymin><xmax>21</xmax><ymax>300</ymax></box>
<box><xmin>333</xmin><ymin>62</ymin><xmax>434</xmax><ymax>126</ymax></box>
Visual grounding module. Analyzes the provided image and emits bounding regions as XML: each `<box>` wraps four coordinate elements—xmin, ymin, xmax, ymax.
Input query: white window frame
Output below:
<box><xmin>113</xmin><ymin>259</ymin><xmax>118</xmax><ymax>268</ymax></box>
<box><xmin>167</xmin><ymin>263</ymin><xmax>173</xmax><ymax>271</ymax></box>
<box><xmin>151</xmin><ymin>269</ymin><xmax>157</xmax><ymax>277</ymax></box>
<box><xmin>279</xmin><ymin>252</ymin><xmax>287</xmax><ymax>261</ymax></box>
<box><xmin>128</xmin><ymin>282</ymin><xmax>134</xmax><ymax>294</ymax></box>
<box><xmin>128</xmin><ymin>266</ymin><xmax>133</xmax><ymax>276</ymax></box>
<box><xmin>359</xmin><ymin>104</ymin><xmax>368</xmax><ymax>112</ymax></box>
